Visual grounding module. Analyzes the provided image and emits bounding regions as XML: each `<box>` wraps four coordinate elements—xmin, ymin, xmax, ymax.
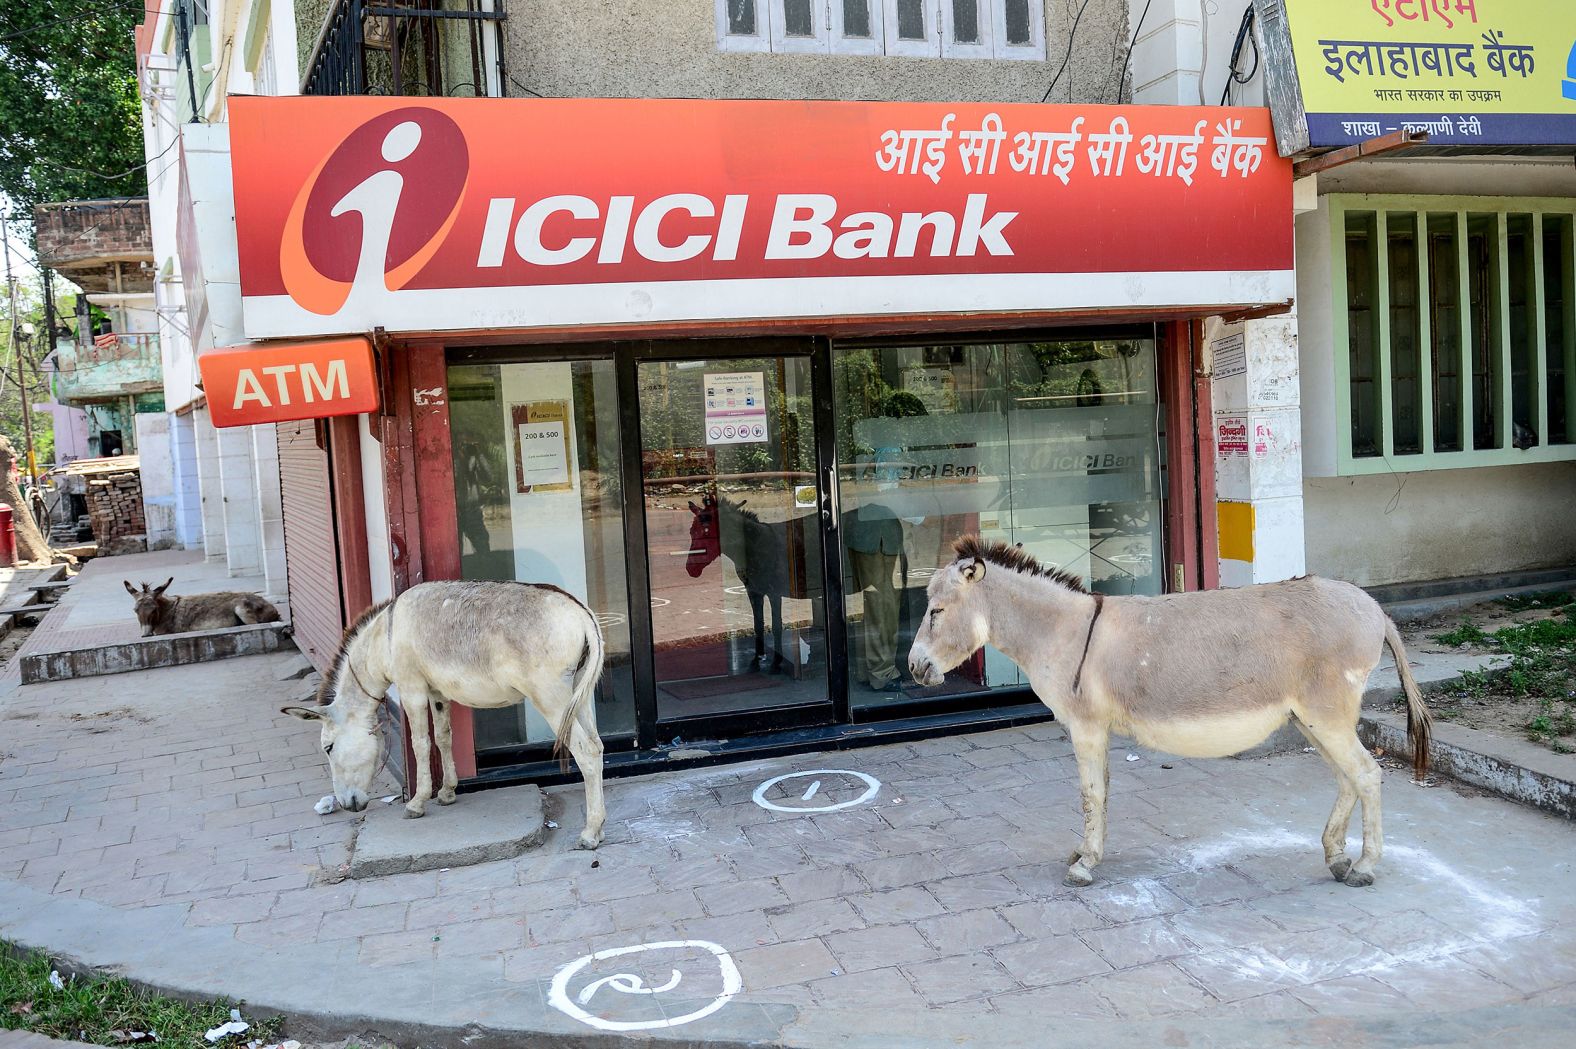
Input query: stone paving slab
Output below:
<box><xmin>349</xmin><ymin>784</ymin><xmax>546</xmax><ymax>878</ymax></box>
<box><xmin>2</xmin><ymin>650</ymin><xmax>1576</xmax><ymax>1046</ymax></box>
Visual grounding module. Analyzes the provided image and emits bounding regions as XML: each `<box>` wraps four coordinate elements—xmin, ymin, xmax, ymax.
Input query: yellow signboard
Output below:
<box><xmin>1280</xmin><ymin>0</ymin><xmax>1576</xmax><ymax>145</ymax></box>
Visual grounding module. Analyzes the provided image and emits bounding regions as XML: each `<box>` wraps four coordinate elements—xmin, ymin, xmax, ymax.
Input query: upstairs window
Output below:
<box><xmin>718</xmin><ymin>0</ymin><xmax>1046</xmax><ymax>59</ymax></box>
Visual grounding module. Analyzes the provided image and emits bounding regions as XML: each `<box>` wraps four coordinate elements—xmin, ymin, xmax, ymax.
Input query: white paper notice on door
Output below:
<box><xmin>704</xmin><ymin>371</ymin><xmax>768</xmax><ymax>445</ymax></box>
<box><xmin>516</xmin><ymin>420</ymin><xmax>570</xmax><ymax>487</ymax></box>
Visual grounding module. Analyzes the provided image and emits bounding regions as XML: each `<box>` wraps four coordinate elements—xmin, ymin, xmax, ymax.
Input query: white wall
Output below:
<box><xmin>1126</xmin><ymin>0</ymin><xmax>1265</xmax><ymax>107</ymax></box>
<box><xmin>1306</xmin><ymin>463</ymin><xmax>1576</xmax><ymax>587</ymax></box>
<box><xmin>359</xmin><ymin>415</ymin><xmax>393</xmax><ymax>603</ymax></box>
<box><xmin>252</xmin><ymin>424</ymin><xmax>287</xmax><ymax>595</ymax></box>
<box><xmin>169</xmin><ymin>411</ymin><xmax>204</xmax><ymax>547</ymax></box>
<box><xmin>134</xmin><ymin>414</ymin><xmax>179</xmax><ymax>550</ymax></box>
<box><xmin>193</xmin><ymin>407</ymin><xmax>227</xmax><ymax>561</ymax></box>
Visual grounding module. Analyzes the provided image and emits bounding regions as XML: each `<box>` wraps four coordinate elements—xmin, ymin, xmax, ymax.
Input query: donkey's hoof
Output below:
<box><xmin>1328</xmin><ymin>856</ymin><xmax>1353</xmax><ymax>881</ymax></box>
<box><xmin>403</xmin><ymin>803</ymin><xmax>426</xmax><ymax>820</ymax></box>
<box><xmin>437</xmin><ymin>788</ymin><xmax>457</xmax><ymax>806</ymax></box>
<box><xmin>1343</xmin><ymin>868</ymin><xmax>1375</xmax><ymax>888</ymax></box>
<box><xmin>574</xmin><ymin>832</ymin><xmax>603</xmax><ymax>851</ymax></box>
<box><xmin>1063</xmin><ymin>865</ymin><xmax>1095</xmax><ymax>888</ymax></box>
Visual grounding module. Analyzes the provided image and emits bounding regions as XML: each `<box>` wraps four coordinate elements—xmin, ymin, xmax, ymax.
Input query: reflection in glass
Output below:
<box><xmin>447</xmin><ymin>360</ymin><xmax>635</xmax><ymax>752</ymax></box>
<box><xmin>833</xmin><ymin>337</ymin><xmax>1165</xmax><ymax>708</ymax></box>
<box><xmin>843</xmin><ymin>0</ymin><xmax>872</xmax><ymax>37</ymax></box>
<box><xmin>638</xmin><ymin>358</ymin><xmax>828</xmax><ymax>722</ymax></box>
<box><xmin>897</xmin><ymin>0</ymin><xmax>926</xmax><ymax>40</ymax></box>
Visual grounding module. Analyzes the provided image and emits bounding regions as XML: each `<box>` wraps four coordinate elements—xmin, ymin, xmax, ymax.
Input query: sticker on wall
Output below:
<box><xmin>703</xmin><ymin>372</ymin><xmax>768</xmax><ymax>446</ymax></box>
<box><xmin>1213</xmin><ymin>332</ymin><xmax>1247</xmax><ymax>379</ymax></box>
<box><xmin>1217</xmin><ymin>416</ymin><xmax>1249</xmax><ymax>457</ymax></box>
<box><xmin>548</xmin><ymin>940</ymin><xmax>741</xmax><ymax>1032</ymax></box>
<box><xmin>511</xmin><ymin>400</ymin><xmax>573</xmax><ymax>493</ymax></box>
<box><xmin>752</xmin><ymin>769</ymin><xmax>882</xmax><ymax>813</ymax></box>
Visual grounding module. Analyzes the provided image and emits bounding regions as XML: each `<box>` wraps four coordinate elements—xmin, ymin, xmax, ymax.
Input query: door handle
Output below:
<box><xmin>821</xmin><ymin>466</ymin><xmax>839</xmax><ymax>529</ymax></box>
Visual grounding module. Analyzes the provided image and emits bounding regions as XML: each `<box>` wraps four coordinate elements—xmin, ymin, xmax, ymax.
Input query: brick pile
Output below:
<box><xmin>60</xmin><ymin>457</ymin><xmax>150</xmax><ymax>556</ymax></box>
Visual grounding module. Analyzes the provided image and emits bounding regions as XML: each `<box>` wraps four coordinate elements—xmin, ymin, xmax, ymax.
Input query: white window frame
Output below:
<box><xmin>883</xmin><ymin>0</ymin><xmax>941</xmax><ymax>57</ymax></box>
<box><xmin>830</xmin><ymin>0</ymin><xmax>886</xmax><ymax>56</ymax></box>
<box><xmin>941</xmin><ymin>0</ymin><xmax>995</xmax><ymax>60</ymax></box>
<box><xmin>991</xmin><ymin>0</ymin><xmax>1045</xmax><ymax>61</ymax></box>
<box><xmin>770</xmin><ymin>0</ymin><xmax>831</xmax><ymax>53</ymax></box>
<box><xmin>717</xmin><ymin>0</ymin><xmax>773</xmax><ymax>53</ymax></box>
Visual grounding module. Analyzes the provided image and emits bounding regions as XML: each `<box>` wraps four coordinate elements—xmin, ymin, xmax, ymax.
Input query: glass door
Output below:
<box><xmin>636</xmin><ymin>351</ymin><xmax>836</xmax><ymax>732</ymax></box>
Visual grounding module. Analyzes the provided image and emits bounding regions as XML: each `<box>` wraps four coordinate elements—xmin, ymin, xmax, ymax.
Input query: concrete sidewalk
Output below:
<box><xmin>1</xmin><ymin>649</ymin><xmax>1574</xmax><ymax>1046</ymax></box>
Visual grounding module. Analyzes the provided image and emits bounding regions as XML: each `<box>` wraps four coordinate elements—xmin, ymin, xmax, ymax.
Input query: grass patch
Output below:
<box><xmin>1433</xmin><ymin>622</ymin><xmax>1492</xmax><ymax>647</ymax></box>
<box><xmin>1</xmin><ymin>947</ymin><xmax>283</xmax><ymax>1046</ymax></box>
<box><xmin>1426</xmin><ymin>596</ymin><xmax>1576</xmax><ymax>750</ymax></box>
<box><xmin>1496</xmin><ymin>590</ymin><xmax>1574</xmax><ymax>612</ymax></box>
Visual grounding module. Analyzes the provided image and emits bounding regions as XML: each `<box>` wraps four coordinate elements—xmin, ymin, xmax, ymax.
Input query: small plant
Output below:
<box><xmin>0</xmin><ymin>947</ymin><xmax>283</xmax><ymax>1046</ymax></box>
<box><xmin>1496</xmin><ymin>590</ymin><xmax>1574</xmax><ymax>613</ymax></box>
<box><xmin>1553</xmin><ymin>740</ymin><xmax>1574</xmax><ymax>754</ymax></box>
<box><xmin>1433</xmin><ymin>621</ymin><xmax>1491</xmax><ymax>647</ymax></box>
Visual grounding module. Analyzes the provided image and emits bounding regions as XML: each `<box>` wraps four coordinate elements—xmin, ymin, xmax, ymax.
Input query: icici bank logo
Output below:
<box><xmin>280</xmin><ymin>107</ymin><xmax>468</xmax><ymax>315</ymax></box>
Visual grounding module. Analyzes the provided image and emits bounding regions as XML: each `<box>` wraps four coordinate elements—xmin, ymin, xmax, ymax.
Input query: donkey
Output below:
<box><xmin>687</xmin><ymin>494</ymin><xmax>808</xmax><ymax>672</ymax></box>
<box><xmin>909</xmin><ymin>536</ymin><xmax>1432</xmax><ymax>889</ymax></box>
<box><xmin>282</xmin><ymin>580</ymin><xmax>608</xmax><ymax>847</ymax></box>
<box><xmin>124</xmin><ymin>578</ymin><xmax>282</xmax><ymax>637</ymax></box>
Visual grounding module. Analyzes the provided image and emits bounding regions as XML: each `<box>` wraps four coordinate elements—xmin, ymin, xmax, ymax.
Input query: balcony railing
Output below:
<box><xmin>305</xmin><ymin>0</ymin><xmax>508</xmax><ymax>98</ymax></box>
<box><xmin>49</xmin><ymin>332</ymin><xmax>164</xmax><ymax>405</ymax></box>
<box><xmin>33</xmin><ymin>199</ymin><xmax>155</xmax><ymax>295</ymax></box>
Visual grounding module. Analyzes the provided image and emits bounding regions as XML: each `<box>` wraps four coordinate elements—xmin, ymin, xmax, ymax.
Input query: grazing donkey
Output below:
<box><xmin>687</xmin><ymin>494</ymin><xmax>810</xmax><ymax>672</ymax></box>
<box><xmin>908</xmin><ymin>536</ymin><xmax>1432</xmax><ymax>889</ymax></box>
<box><xmin>124</xmin><ymin>578</ymin><xmax>281</xmax><ymax>637</ymax></box>
<box><xmin>282</xmin><ymin>580</ymin><xmax>608</xmax><ymax>847</ymax></box>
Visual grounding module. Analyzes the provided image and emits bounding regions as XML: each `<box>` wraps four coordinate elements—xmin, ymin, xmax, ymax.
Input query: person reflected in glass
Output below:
<box><xmin>845</xmin><ymin>444</ymin><xmax>925</xmax><ymax>694</ymax></box>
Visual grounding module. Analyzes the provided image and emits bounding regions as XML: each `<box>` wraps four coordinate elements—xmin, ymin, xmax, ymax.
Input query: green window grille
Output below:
<box><xmin>1329</xmin><ymin>195</ymin><xmax>1576</xmax><ymax>473</ymax></box>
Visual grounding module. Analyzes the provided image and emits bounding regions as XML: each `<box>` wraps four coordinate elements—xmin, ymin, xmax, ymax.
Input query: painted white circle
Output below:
<box><xmin>752</xmin><ymin>769</ymin><xmax>881</xmax><ymax>813</ymax></box>
<box><xmin>548</xmin><ymin>939</ymin><xmax>741</xmax><ymax>1033</ymax></box>
<box><xmin>650</xmin><ymin>597</ymin><xmax>671</xmax><ymax>608</ymax></box>
<box><xmin>381</xmin><ymin>121</ymin><xmax>422</xmax><ymax>162</ymax></box>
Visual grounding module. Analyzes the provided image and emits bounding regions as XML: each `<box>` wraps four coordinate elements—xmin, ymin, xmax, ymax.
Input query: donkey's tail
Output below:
<box><xmin>1383</xmin><ymin>616</ymin><xmax>1433</xmax><ymax>781</ymax></box>
<box><xmin>553</xmin><ymin>605</ymin><xmax>606</xmax><ymax>772</ymax></box>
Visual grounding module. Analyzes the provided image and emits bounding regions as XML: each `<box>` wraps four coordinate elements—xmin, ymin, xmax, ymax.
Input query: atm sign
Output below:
<box><xmin>198</xmin><ymin>336</ymin><xmax>379</xmax><ymax>428</ymax></box>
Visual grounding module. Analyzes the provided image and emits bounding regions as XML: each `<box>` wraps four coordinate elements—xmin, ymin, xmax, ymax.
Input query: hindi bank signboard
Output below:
<box><xmin>1260</xmin><ymin>0</ymin><xmax>1576</xmax><ymax>150</ymax></box>
<box><xmin>228</xmin><ymin>96</ymin><xmax>1293</xmax><ymax>340</ymax></box>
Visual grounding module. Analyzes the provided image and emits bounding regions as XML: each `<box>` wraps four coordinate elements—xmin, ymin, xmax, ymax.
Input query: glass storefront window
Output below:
<box><xmin>447</xmin><ymin>359</ymin><xmax>636</xmax><ymax>752</ymax></box>
<box><xmin>833</xmin><ymin>335</ymin><xmax>1164</xmax><ymax>708</ymax></box>
<box><xmin>636</xmin><ymin>357</ymin><xmax>829</xmax><ymax>723</ymax></box>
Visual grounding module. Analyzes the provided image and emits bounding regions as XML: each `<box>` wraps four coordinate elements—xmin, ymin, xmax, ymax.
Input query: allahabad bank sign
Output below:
<box><xmin>1281</xmin><ymin>0</ymin><xmax>1576</xmax><ymax>146</ymax></box>
<box><xmin>228</xmin><ymin>96</ymin><xmax>1293</xmax><ymax>340</ymax></box>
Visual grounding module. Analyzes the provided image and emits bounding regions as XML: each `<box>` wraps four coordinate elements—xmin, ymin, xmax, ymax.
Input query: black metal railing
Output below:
<box><xmin>304</xmin><ymin>0</ymin><xmax>508</xmax><ymax>99</ymax></box>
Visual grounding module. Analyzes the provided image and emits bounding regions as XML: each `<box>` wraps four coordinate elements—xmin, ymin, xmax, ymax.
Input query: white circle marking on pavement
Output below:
<box><xmin>752</xmin><ymin>769</ymin><xmax>881</xmax><ymax>813</ymax></box>
<box><xmin>547</xmin><ymin>939</ymin><xmax>741</xmax><ymax>1032</ymax></box>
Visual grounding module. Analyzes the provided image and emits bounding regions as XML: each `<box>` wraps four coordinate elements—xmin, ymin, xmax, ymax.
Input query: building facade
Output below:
<box><xmin>161</xmin><ymin>0</ymin><xmax>1309</xmax><ymax>788</ymax></box>
<box><xmin>135</xmin><ymin>0</ymin><xmax>302</xmax><ymax>587</ymax></box>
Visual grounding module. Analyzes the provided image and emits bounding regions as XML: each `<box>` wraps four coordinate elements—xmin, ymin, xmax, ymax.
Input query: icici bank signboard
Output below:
<box><xmin>229</xmin><ymin>97</ymin><xmax>1294</xmax><ymax>339</ymax></box>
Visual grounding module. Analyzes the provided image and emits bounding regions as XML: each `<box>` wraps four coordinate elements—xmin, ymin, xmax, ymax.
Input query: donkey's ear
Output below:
<box><xmin>281</xmin><ymin>705</ymin><xmax>327</xmax><ymax>721</ymax></box>
<box><xmin>688</xmin><ymin>501</ymin><xmax>701</xmax><ymax>513</ymax></box>
<box><xmin>959</xmin><ymin>558</ymin><xmax>987</xmax><ymax>583</ymax></box>
<box><xmin>123</xmin><ymin>580</ymin><xmax>138</xmax><ymax>595</ymax></box>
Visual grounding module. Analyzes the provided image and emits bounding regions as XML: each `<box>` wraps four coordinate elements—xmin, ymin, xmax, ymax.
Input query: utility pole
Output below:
<box><xmin>1</xmin><ymin>218</ymin><xmax>40</xmax><ymax>487</ymax></box>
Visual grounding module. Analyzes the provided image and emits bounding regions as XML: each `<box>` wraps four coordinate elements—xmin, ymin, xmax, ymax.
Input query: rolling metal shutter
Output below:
<box><xmin>277</xmin><ymin>421</ymin><xmax>344</xmax><ymax>673</ymax></box>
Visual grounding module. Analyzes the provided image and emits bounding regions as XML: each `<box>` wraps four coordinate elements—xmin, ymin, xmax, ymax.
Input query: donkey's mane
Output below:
<box><xmin>951</xmin><ymin>535</ymin><xmax>1090</xmax><ymax>594</ymax></box>
<box><xmin>715</xmin><ymin>494</ymin><xmax>760</xmax><ymax>523</ymax></box>
<box><xmin>316</xmin><ymin>599</ymin><xmax>392</xmax><ymax>705</ymax></box>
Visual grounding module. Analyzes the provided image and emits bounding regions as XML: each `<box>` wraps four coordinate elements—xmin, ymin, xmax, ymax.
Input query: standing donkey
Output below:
<box><xmin>283</xmin><ymin>580</ymin><xmax>607</xmax><ymax>848</ymax></box>
<box><xmin>687</xmin><ymin>494</ymin><xmax>809</xmax><ymax>672</ymax></box>
<box><xmin>909</xmin><ymin>536</ymin><xmax>1432</xmax><ymax>889</ymax></box>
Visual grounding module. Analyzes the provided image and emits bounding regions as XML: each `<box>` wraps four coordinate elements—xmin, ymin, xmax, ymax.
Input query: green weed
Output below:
<box><xmin>1432</xmin><ymin>622</ymin><xmax>1491</xmax><ymax>647</ymax></box>
<box><xmin>1496</xmin><ymin>590</ymin><xmax>1574</xmax><ymax>612</ymax></box>
<box><xmin>0</xmin><ymin>946</ymin><xmax>283</xmax><ymax>1046</ymax></box>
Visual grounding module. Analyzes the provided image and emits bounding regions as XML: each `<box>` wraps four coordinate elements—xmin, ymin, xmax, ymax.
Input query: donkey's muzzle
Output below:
<box><xmin>909</xmin><ymin>653</ymin><xmax>945</xmax><ymax>688</ymax></box>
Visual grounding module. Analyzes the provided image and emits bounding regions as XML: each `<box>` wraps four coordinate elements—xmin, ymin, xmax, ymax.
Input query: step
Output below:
<box><xmin>0</xmin><ymin>604</ymin><xmax>53</xmax><ymax>622</ymax></box>
<box><xmin>27</xmin><ymin>580</ymin><xmax>73</xmax><ymax>594</ymax></box>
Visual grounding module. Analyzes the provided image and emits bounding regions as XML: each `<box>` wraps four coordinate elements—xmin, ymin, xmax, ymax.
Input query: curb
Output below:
<box><xmin>19</xmin><ymin>622</ymin><xmax>293</xmax><ymax>684</ymax></box>
<box><xmin>1359</xmin><ymin>709</ymin><xmax>1576</xmax><ymax>820</ymax></box>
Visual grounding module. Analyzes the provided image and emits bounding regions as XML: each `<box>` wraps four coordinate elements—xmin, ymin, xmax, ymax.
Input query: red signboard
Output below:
<box><xmin>198</xmin><ymin>337</ymin><xmax>379</xmax><ymax>428</ymax></box>
<box><xmin>229</xmin><ymin>97</ymin><xmax>1294</xmax><ymax>339</ymax></box>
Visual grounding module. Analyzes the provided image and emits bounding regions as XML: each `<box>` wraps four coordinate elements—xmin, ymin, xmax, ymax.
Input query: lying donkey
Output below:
<box><xmin>908</xmin><ymin>536</ymin><xmax>1432</xmax><ymax>890</ymax></box>
<box><xmin>124</xmin><ymin>578</ymin><xmax>282</xmax><ymax>637</ymax></box>
<box><xmin>283</xmin><ymin>580</ymin><xmax>607</xmax><ymax>848</ymax></box>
